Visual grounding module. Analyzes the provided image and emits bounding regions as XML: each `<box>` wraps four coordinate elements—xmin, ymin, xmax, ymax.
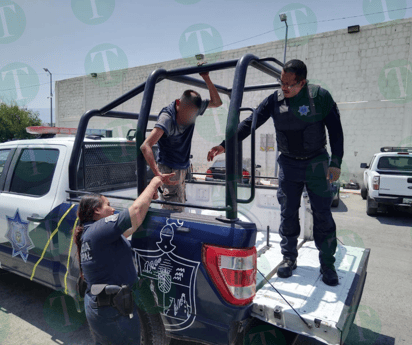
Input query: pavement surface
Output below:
<box><xmin>0</xmin><ymin>192</ymin><xmax>411</xmax><ymax>345</ymax></box>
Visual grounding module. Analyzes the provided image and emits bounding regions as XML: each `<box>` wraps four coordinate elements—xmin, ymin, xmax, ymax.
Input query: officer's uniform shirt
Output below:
<box><xmin>80</xmin><ymin>209</ymin><xmax>137</xmax><ymax>290</ymax></box>
<box><xmin>220</xmin><ymin>84</ymin><xmax>344</xmax><ymax>169</ymax></box>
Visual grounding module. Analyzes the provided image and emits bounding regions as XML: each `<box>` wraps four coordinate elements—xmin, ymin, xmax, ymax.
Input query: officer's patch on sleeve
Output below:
<box><xmin>105</xmin><ymin>214</ymin><xmax>119</xmax><ymax>223</ymax></box>
<box><xmin>81</xmin><ymin>241</ymin><xmax>93</xmax><ymax>262</ymax></box>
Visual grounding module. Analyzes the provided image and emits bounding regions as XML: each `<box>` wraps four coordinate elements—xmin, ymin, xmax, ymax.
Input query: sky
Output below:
<box><xmin>0</xmin><ymin>0</ymin><xmax>411</xmax><ymax>123</ymax></box>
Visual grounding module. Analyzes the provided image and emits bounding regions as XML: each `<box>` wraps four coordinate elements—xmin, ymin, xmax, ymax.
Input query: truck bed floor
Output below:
<box><xmin>253</xmin><ymin>231</ymin><xmax>369</xmax><ymax>345</ymax></box>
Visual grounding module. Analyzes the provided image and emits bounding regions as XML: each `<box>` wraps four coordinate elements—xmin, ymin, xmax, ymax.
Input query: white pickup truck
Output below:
<box><xmin>0</xmin><ymin>54</ymin><xmax>370</xmax><ymax>345</ymax></box>
<box><xmin>360</xmin><ymin>147</ymin><xmax>412</xmax><ymax>215</ymax></box>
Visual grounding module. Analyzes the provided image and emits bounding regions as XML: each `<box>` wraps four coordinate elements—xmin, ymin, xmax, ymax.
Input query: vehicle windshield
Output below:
<box><xmin>377</xmin><ymin>156</ymin><xmax>412</xmax><ymax>171</ymax></box>
<box><xmin>212</xmin><ymin>160</ymin><xmax>226</xmax><ymax>168</ymax></box>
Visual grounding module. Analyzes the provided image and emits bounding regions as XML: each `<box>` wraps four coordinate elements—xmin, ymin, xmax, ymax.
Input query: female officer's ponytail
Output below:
<box><xmin>74</xmin><ymin>194</ymin><xmax>103</xmax><ymax>269</ymax></box>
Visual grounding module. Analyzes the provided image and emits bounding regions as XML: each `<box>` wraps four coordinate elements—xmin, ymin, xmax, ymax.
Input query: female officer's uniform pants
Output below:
<box><xmin>277</xmin><ymin>151</ymin><xmax>337</xmax><ymax>268</ymax></box>
<box><xmin>85</xmin><ymin>292</ymin><xmax>141</xmax><ymax>345</ymax></box>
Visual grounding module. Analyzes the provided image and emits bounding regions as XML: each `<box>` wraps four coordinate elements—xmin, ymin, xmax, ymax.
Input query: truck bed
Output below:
<box><xmin>254</xmin><ymin>231</ymin><xmax>370</xmax><ymax>345</ymax></box>
<box><xmin>104</xmin><ymin>185</ymin><xmax>369</xmax><ymax>344</ymax></box>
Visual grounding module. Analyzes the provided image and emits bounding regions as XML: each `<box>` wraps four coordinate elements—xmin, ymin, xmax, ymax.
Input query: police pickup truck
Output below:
<box><xmin>0</xmin><ymin>54</ymin><xmax>370</xmax><ymax>345</ymax></box>
<box><xmin>360</xmin><ymin>147</ymin><xmax>412</xmax><ymax>216</ymax></box>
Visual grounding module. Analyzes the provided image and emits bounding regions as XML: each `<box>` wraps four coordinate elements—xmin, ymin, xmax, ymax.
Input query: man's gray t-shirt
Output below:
<box><xmin>154</xmin><ymin>99</ymin><xmax>209</xmax><ymax>169</ymax></box>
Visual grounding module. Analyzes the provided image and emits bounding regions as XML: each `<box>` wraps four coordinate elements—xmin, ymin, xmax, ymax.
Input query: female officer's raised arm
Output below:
<box><xmin>127</xmin><ymin>176</ymin><xmax>164</xmax><ymax>234</ymax></box>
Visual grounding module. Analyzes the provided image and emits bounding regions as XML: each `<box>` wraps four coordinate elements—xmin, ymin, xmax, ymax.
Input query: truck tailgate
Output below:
<box><xmin>380</xmin><ymin>175</ymin><xmax>412</xmax><ymax>197</ymax></box>
<box><xmin>253</xmin><ymin>231</ymin><xmax>370</xmax><ymax>345</ymax></box>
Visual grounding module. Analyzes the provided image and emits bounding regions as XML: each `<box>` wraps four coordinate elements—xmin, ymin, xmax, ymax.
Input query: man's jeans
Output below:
<box><xmin>158</xmin><ymin>163</ymin><xmax>186</xmax><ymax>212</ymax></box>
<box><xmin>277</xmin><ymin>151</ymin><xmax>337</xmax><ymax>268</ymax></box>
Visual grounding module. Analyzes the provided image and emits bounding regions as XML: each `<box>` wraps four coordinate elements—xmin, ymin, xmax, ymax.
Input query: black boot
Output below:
<box><xmin>277</xmin><ymin>259</ymin><xmax>297</xmax><ymax>278</ymax></box>
<box><xmin>320</xmin><ymin>265</ymin><xmax>339</xmax><ymax>286</ymax></box>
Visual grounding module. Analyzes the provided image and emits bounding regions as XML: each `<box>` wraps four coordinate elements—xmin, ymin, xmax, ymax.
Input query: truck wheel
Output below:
<box><xmin>237</xmin><ymin>318</ymin><xmax>289</xmax><ymax>344</ymax></box>
<box><xmin>366</xmin><ymin>196</ymin><xmax>378</xmax><ymax>216</ymax></box>
<box><xmin>135</xmin><ymin>278</ymin><xmax>170</xmax><ymax>345</ymax></box>
<box><xmin>360</xmin><ymin>185</ymin><xmax>367</xmax><ymax>200</ymax></box>
<box><xmin>331</xmin><ymin>191</ymin><xmax>340</xmax><ymax>208</ymax></box>
<box><xmin>137</xmin><ymin>306</ymin><xmax>170</xmax><ymax>345</ymax></box>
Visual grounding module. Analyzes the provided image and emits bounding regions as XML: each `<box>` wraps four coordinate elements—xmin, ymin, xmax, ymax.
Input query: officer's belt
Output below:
<box><xmin>282</xmin><ymin>148</ymin><xmax>326</xmax><ymax>160</ymax></box>
<box><xmin>91</xmin><ymin>284</ymin><xmax>134</xmax><ymax>316</ymax></box>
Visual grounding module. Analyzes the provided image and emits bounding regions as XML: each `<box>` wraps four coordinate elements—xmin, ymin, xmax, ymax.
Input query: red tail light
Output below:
<box><xmin>206</xmin><ymin>169</ymin><xmax>212</xmax><ymax>178</ymax></box>
<box><xmin>202</xmin><ymin>245</ymin><xmax>257</xmax><ymax>306</ymax></box>
<box><xmin>372</xmin><ymin>176</ymin><xmax>380</xmax><ymax>190</ymax></box>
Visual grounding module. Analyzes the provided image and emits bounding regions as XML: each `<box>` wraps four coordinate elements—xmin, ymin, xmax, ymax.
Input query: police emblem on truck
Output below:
<box><xmin>5</xmin><ymin>210</ymin><xmax>35</xmax><ymax>262</ymax></box>
<box><xmin>134</xmin><ymin>219</ymin><xmax>200</xmax><ymax>331</ymax></box>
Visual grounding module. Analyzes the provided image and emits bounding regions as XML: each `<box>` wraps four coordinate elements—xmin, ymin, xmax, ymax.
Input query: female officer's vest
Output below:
<box><xmin>273</xmin><ymin>84</ymin><xmax>327</xmax><ymax>158</ymax></box>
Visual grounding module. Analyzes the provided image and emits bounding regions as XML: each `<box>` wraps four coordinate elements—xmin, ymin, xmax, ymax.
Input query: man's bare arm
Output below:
<box><xmin>200</xmin><ymin>72</ymin><xmax>222</xmax><ymax>109</ymax></box>
<box><xmin>140</xmin><ymin>128</ymin><xmax>177</xmax><ymax>185</ymax></box>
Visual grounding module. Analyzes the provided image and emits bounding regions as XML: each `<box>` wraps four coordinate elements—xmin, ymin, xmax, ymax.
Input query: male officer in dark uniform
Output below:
<box><xmin>207</xmin><ymin>59</ymin><xmax>343</xmax><ymax>286</ymax></box>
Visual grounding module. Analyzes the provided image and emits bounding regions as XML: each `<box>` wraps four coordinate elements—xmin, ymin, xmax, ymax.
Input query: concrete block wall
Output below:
<box><xmin>56</xmin><ymin>18</ymin><xmax>412</xmax><ymax>184</ymax></box>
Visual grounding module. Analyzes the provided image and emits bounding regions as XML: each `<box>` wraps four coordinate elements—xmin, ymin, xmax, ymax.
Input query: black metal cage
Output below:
<box><xmin>68</xmin><ymin>54</ymin><xmax>283</xmax><ymax>220</ymax></box>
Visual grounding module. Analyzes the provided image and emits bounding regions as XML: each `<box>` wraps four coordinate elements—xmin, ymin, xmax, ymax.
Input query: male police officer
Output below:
<box><xmin>207</xmin><ymin>59</ymin><xmax>343</xmax><ymax>286</ymax></box>
<box><xmin>141</xmin><ymin>70</ymin><xmax>222</xmax><ymax>211</ymax></box>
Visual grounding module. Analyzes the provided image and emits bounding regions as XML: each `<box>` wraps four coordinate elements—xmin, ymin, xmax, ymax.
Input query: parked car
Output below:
<box><xmin>331</xmin><ymin>180</ymin><xmax>340</xmax><ymax>207</ymax></box>
<box><xmin>360</xmin><ymin>146</ymin><xmax>412</xmax><ymax>215</ymax></box>
<box><xmin>206</xmin><ymin>159</ymin><xmax>261</xmax><ymax>184</ymax></box>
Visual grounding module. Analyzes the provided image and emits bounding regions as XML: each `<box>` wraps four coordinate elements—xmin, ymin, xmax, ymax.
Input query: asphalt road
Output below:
<box><xmin>0</xmin><ymin>192</ymin><xmax>411</xmax><ymax>345</ymax></box>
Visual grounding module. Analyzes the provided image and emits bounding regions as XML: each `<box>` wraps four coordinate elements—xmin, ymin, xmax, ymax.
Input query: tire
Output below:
<box><xmin>137</xmin><ymin>306</ymin><xmax>170</xmax><ymax>345</ymax></box>
<box><xmin>331</xmin><ymin>192</ymin><xmax>340</xmax><ymax>208</ymax></box>
<box><xmin>361</xmin><ymin>185</ymin><xmax>367</xmax><ymax>200</ymax></box>
<box><xmin>236</xmin><ymin>317</ymin><xmax>292</xmax><ymax>345</ymax></box>
<box><xmin>366</xmin><ymin>196</ymin><xmax>378</xmax><ymax>216</ymax></box>
<box><xmin>135</xmin><ymin>278</ymin><xmax>170</xmax><ymax>345</ymax></box>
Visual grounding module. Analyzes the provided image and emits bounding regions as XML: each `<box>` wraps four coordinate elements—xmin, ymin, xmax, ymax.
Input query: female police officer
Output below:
<box><xmin>74</xmin><ymin>175</ymin><xmax>166</xmax><ymax>344</ymax></box>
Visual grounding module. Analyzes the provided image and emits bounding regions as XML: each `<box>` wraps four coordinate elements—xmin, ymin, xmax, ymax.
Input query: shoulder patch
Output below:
<box><xmin>105</xmin><ymin>214</ymin><xmax>119</xmax><ymax>223</ymax></box>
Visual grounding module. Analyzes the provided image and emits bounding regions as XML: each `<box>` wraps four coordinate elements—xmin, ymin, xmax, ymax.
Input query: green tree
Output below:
<box><xmin>0</xmin><ymin>102</ymin><xmax>42</xmax><ymax>143</ymax></box>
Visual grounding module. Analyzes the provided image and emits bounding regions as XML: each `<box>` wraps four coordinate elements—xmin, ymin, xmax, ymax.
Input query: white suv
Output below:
<box><xmin>360</xmin><ymin>147</ymin><xmax>412</xmax><ymax>215</ymax></box>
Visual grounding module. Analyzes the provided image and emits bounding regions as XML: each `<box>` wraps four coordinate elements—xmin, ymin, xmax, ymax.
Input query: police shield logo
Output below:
<box><xmin>134</xmin><ymin>219</ymin><xmax>200</xmax><ymax>331</ymax></box>
<box><xmin>298</xmin><ymin>105</ymin><xmax>310</xmax><ymax>116</ymax></box>
<box><xmin>5</xmin><ymin>209</ymin><xmax>34</xmax><ymax>262</ymax></box>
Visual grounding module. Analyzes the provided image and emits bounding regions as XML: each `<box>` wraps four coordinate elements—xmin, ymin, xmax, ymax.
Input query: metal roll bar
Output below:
<box><xmin>68</xmin><ymin>54</ymin><xmax>283</xmax><ymax>217</ymax></box>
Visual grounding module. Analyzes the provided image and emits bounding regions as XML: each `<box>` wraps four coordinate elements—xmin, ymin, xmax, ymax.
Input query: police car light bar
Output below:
<box><xmin>26</xmin><ymin>127</ymin><xmax>113</xmax><ymax>137</ymax></box>
<box><xmin>380</xmin><ymin>147</ymin><xmax>412</xmax><ymax>153</ymax></box>
<box><xmin>26</xmin><ymin>126</ymin><xmax>77</xmax><ymax>135</ymax></box>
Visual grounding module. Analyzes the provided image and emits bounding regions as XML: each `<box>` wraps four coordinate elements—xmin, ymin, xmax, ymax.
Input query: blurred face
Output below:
<box><xmin>280</xmin><ymin>71</ymin><xmax>305</xmax><ymax>98</ymax></box>
<box><xmin>177</xmin><ymin>98</ymin><xmax>198</xmax><ymax>125</ymax></box>
<box><xmin>93</xmin><ymin>196</ymin><xmax>115</xmax><ymax>220</ymax></box>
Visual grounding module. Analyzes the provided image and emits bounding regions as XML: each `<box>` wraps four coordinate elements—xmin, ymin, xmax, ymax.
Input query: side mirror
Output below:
<box><xmin>360</xmin><ymin>163</ymin><xmax>369</xmax><ymax>169</ymax></box>
<box><xmin>255</xmin><ymin>164</ymin><xmax>261</xmax><ymax>169</ymax></box>
<box><xmin>126</xmin><ymin>129</ymin><xmax>136</xmax><ymax>141</ymax></box>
